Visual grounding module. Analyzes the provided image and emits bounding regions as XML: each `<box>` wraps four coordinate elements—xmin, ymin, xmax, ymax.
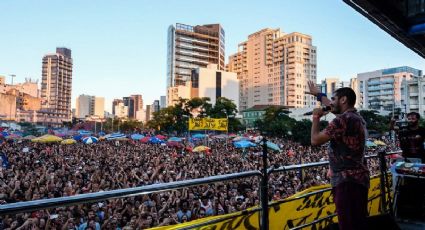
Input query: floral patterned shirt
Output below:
<box><xmin>324</xmin><ymin>109</ymin><xmax>370</xmax><ymax>188</ymax></box>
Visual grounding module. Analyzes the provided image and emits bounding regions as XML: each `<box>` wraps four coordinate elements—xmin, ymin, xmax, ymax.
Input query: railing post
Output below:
<box><xmin>378</xmin><ymin>150</ymin><xmax>388</xmax><ymax>214</ymax></box>
<box><xmin>260</xmin><ymin>136</ymin><xmax>269</xmax><ymax>230</ymax></box>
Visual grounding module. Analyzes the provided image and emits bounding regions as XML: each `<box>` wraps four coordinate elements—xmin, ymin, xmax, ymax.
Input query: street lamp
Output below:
<box><xmin>8</xmin><ymin>74</ymin><xmax>16</xmax><ymax>121</ymax></box>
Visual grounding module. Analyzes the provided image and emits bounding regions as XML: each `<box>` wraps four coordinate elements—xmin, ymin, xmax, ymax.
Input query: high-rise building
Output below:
<box><xmin>320</xmin><ymin>78</ymin><xmax>350</xmax><ymax>95</ymax></box>
<box><xmin>152</xmin><ymin>100</ymin><xmax>160</xmax><ymax>113</ymax></box>
<box><xmin>357</xmin><ymin>66</ymin><xmax>422</xmax><ymax>111</ymax></box>
<box><xmin>114</xmin><ymin>102</ymin><xmax>128</xmax><ymax>119</ymax></box>
<box><xmin>123</xmin><ymin>97</ymin><xmax>135</xmax><ymax>118</ymax></box>
<box><xmin>123</xmin><ymin>95</ymin><xmax>143</xmax><ymax>119</ymax></box>
<box><xmin>167</xmin><ymin>23</ymin><xmax>225</xmax><ymax>105</ymax></box>
<box><xmin>160</xmin><ymin>96</ymin><xmax>166</xmax><ymax>108</ymax></box>
<box><xmin>349</xmin><ymin>77</ymin><xmax>362</xmax><ymax>109</ymax></box>
<box><xmin>41</xmin><ymin>47</ymin><xmax>73</xmax><ymax>122</ymax></box>
<box><xmin>228</xmin><ymin>29</ymin><xmax>317</xmax><ymax>111</ymax></box>
<box><xmin>75</xmin><ymin>94</ymin><xmax>105</xmax><ymax>119</ymax></box>
<box><xmin>131</xmin><ymin>95</ymin><xmax>143</xmax><ymax>116</ymax></box>
<box><xmin>145</xmin><ymin>105</ymin><xmax>151</xmax><ymax>121</ymax></box>
<box><xmin>401</xmin><ymin>77</ymin><xmax>425</xmax><ymax>116</ymax></box>
<box><xmin>112</xmin><ymin>99</ymin><xmax>123</xmax><ymax>116</ymax></box>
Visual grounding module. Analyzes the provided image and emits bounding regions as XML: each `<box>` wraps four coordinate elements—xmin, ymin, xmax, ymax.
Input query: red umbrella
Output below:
<box><xmin>156</xmin><ymin>134</ymin><xmax>166</xmax><ymax>140</ymax></box>
<box><xmin>140</xmin><ymin>137</ymin><xmax>150</xmax><ymax>143</ymax></box>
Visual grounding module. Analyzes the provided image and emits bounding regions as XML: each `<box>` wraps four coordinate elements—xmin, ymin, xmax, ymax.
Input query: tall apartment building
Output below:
<box><xmin>152</xmin><ymin>100</ymin><xmax>160</xmax><ymax>113</ymax></box>
<box><xmin>350</xmin><ymin>77</ymin><xmax>362</xmax><ymax>108</ymax></box>
<box><xmin>167</xmin><ymin>23</ymin><xmax>225</xmax><ymax>105</ymax></box>
<box><xmin>123</xmin><ymin>95</ymin><xmax>143</xmax><ymax>119</ymax></box>
<box><xmin>320</xmin><ymin>78</ymin><xmax>349</xmax><ymax>95</ymax></box>
<box><xmin>41</xmin><ymin>47</ymin><xmax>73</xmax><ymax>122</ymax></box>
<box><xmin>112</xmin><ymin>99</ymin><xmax>123</xmax><ymax>116</ymax></box>
<box><xmin>75</xmin><ymin>94</ymin><xmax>105</xmax><ymax>119</ymax></box>
<box><xmin>357</xmin><ymin>66</ymin><xmax>422</xmax><ymax>111</ymax></box>
<box><xmin>160</xmin><ymin>96</ymin><xmax>166</xmax><ymax>109</ymax></box>
<box><xmin>114</xmin><ymin>102</ymin><xmax>128</xmax><ymax>119</ymax></box>
<box><xmin>227</xmin><ymin>28</ymin><xmax>317</xmax><ymax>111</ymax></box>
<box><xmin>400</xmin><ymin>77</ymin><xmax>425</xmax><ymax>116</ymax></box>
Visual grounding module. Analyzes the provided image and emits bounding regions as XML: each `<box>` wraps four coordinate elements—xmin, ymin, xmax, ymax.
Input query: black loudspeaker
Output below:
<box><xmin>322</xmin><ymin>214</ymin><xmax>400</xmax><ymax>230</ymax></box>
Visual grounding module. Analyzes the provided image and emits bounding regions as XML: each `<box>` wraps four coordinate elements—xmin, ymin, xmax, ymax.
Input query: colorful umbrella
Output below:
<box><xmin>5</xmin><ymin>134</ymin><xmax>22</xmax><ymax>140</ymax></box>
<box><xmin>168</xmin><ymin>137</ymin><xmax>182</xmax><ymax>142</ymax></box>
<box><xmin>192</xmin><ymin>134</ymin><xmax>206</xmax><ymax>139</ymax></box>
<box><xmin>106</xmin><ymin>133</ymin><xmax>126</xmax><ymax>141</ymax></box>
<box><xmin>131</xmin><ymin>134</ymin><xmax>145</xmax><ymax>140</ymax></box>
<box><xmin>266</xmin><ymin>141</ymin><xmax>281</xmax><ymax>152</ymax></box>
<box><xmin>373</xmin><ymin>140</ymin><xmax>386</xmax><ymax>146</ymax></box>
<box><xmin>32</xmin><ymin>134</ymin><xmax>63</xmax><ymax>143</ymax></box>
<box><xmin>233</xmin><ymin>136</ymin><xmax>250</xmax><ymax>142</ymax></box>
<box><xmin>82</xmin><ymin>136</ymin><xmax>98</xmax><ymax>144</ymax></box>
<box><xmin>366</xmin><ymin>140</ymin><xmax>377</xmax><ymax>148</ymax></box>
<box><xmin>140</xmin><ymin>137</ymin><xmax>150</xmax><ymax>143</ymax></box>
<box><xmin>234</xmin><ymin>140</ymin><xmax>257</xmax><ymax>148</ymax></box>
<box><xmin>149</xmin><ymin>137</ymin><xmax>164</xmax><ymax>144</ymax></box>
<box><xmin>155</xmin><ymin>134</ymin><xmax>166</xmax><ymax>140</ymax></box>
<box><xmin>61</xmin><ymin>139</ymin><xmax>77</xmax><ymax>145</ymax></box>
<box><xmin>193</xmin><ymin>145</ymin><xmax>210</xmax><ymax>152</ymax></box>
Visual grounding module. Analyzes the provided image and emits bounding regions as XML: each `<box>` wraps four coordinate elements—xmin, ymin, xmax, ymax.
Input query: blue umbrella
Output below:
<box><xmin>149</xmin><ymin>137</ymin><xmax>164</xmax><ymax>144</ymax></box>
<box><xmin>131</xmin><ymin>134</ymin><xmax>145</xmax><ymax>140</ymax></box>
<box><xmin>78</xmin><ymin>130</ymin><xmax>92</xmax><ymax>135</ymax></box>
<box><xmin>366</xmin><ymin>140</ymin><xmax>377</xmax><ymax>148</ymax></box>
<box><xmin>73</xmin><ymin>135</ymin><xmax>84</xmax><ymax>141</ymax></box>
<box><xmin>82</xmin><ymin>136</ymin><xmax>98</xmax><ymax>144</ymax></box>
<box><xmin>106</xmin><ymin>133</ymin><xmax>126</xmax><ymax>141</ymax></box>
<box><xmin>234</xmin><ymin>140</ymin><xmax>257</xmax><ymax>148</ymax></box>
<box><xmin>98</xmin><ymin>131</ymin><xmax>106</xmax><ymax>136</ymax></box>
<box><xmin>266</xmin><ymin>141</ymin><xmax>281</xmax><ymax>152</ymax></box>
<box><xmin>192</xmin><ymin>134</ymin><xmax>205</xmax><ymax>139</ymax></box>
<box><xmin>168</xmin><ymin>137</ymin><xmax>182</xmax><ymax>142</ymax></box>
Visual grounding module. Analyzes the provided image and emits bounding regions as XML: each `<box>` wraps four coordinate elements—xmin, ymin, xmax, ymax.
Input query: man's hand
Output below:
<box><xmin>312</xmin><ymin>108</ymin><xmax>326</xmax><ymax>118</ymax></box>
<box><xmin>306</xmin><ymin>80</ymin><xmax>320</xmax><ymax>97</ymax></box>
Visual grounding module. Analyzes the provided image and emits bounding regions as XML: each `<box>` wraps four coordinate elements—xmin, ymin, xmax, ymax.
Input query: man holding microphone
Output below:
<box><xmin>307</xmin><ymin>81</ymin><xmax>370</xmax><ymax>230</ymax></box>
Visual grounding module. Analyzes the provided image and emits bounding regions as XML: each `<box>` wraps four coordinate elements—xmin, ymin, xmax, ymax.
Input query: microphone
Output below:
<box><xmin>303</xmin><ymin>106</ymin><xmax>331</xmax><ymax>116</ymax></box>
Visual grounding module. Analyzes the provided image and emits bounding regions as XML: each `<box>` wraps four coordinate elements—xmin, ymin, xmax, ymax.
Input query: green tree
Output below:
<box><xmin>359</xmin><ymin>110</ymin><xmax>389</xmax><ymax>134</ymax></box>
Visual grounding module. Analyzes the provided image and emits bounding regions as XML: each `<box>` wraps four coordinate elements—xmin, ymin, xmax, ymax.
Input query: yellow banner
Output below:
<box><xmin>150</xmin><ymin>176</ymin><xmax>390</xmax><ymax>230</ymax></box>
<box><xmin>189</xmin><ymin>118</ymin><xmax>228</xmax><ymax>131</ymax></box>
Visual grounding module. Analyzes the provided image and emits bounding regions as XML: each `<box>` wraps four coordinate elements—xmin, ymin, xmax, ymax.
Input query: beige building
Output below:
<box><xmin>0</xmin><ymin>75</ymin><xmax>5</xmax><ymax>85</ymax></box>
<box><xmin>114</xmin><ymin>102</ymin><xmax>128</xmax><ymax>119</ymax></box>
<box><xmin>228</xmin><ymin>28</ymin><xmax>317</xmax><ymax>111</ymax></box>
<box><xmin>41</xmin><ymin>47</ymin><xmax>73</xmax><ymax>123</ymax></box>
<box><xmin>3</xmin><ymin>79</ymin><xmax>39</xmax><ymax>98</ymax></box>
<box><xmin>167</xmin><ymin>23</ymin><xmax>225</xmax><ymax>106</ymax></box>
<box><xmin>75</xmin><ymin>94</ymin><xmax>105</xmax><ymax>119</ymax></box>
<box><xmin>0</xmin><ymin>93</ymin><xmax>16</xmax><ymax>120</ymax></box>
<box><xmin>349</xmin><ymin>77</ymin><xmax>362</xmax><ymax>108</ymax></box>
<box><xmin>357</xmin><ymin>66</ymin><xmax>422</xmax><ymax>111</ymax></box>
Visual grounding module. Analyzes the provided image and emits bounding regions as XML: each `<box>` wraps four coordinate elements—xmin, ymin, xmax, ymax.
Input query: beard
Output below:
<box><xmin>408</xmin><ymin>121</ymin><xmax>418</xmax><ymax>127</ymax></box>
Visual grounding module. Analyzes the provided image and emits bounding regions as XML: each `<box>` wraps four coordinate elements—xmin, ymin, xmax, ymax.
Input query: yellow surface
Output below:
<box><xmin>189</xmin><ymin>118</ymin><xmax>228</xmax><ymax>131</ymax></box>
<box><xmin>150</xmin><ymin>176</ymin><xmax>389</xmax><ymax>230</ymax></box>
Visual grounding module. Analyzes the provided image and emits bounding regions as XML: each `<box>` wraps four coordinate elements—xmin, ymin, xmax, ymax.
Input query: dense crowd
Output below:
<box><xmin>0</xmin><ymin>134</ymin><xmax>397</xmax><ymax>229</ymax></box>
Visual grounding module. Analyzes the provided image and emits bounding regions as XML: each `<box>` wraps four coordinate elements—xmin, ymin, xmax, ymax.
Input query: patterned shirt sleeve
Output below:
<box><xmin>324</xmin><ymin>117</ymin><xmax>343</xmax><ymax>140</ymax></box>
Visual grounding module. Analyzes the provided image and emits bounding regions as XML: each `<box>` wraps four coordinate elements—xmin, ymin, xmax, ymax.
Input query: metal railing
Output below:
<box><xmin>0</xmin><ymin>145</ymin><xmax>401</xmax><ymax>230</ymax></box>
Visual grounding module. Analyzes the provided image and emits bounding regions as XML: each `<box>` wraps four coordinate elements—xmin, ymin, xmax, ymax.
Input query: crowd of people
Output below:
<box><xmin>0</xmin><ymin>134</ymin><xmax>397</xmax><ymax>229</ymax></box>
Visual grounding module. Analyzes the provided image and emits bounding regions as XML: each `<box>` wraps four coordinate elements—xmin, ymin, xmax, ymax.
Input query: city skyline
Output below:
<box><xmin>1</xmin><ymin>1</ymin><xmax>425</xmax><ymax>112</ymax></box>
